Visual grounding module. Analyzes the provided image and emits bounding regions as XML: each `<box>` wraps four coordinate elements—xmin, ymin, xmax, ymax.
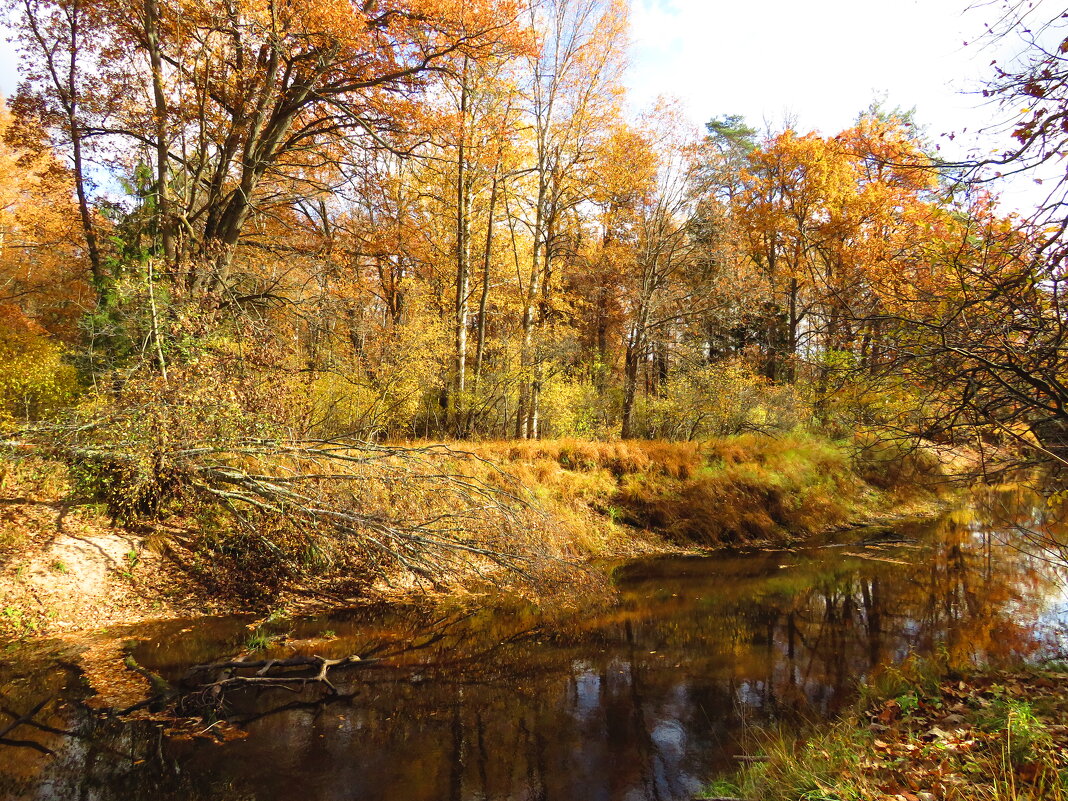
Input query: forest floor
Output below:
<box><xmin>0</xmin><ymin>434</ymin><xmax>964</xmax><ymax>640</ymax></box>
<box><xmin>0</xmin><ymin>460</ymin><xmax>219</xmax><ymax>637</ymax></box>
<box><xmin>708</xmin><ymin>660</ymin><xmax>1068</xmax><ymax>801</ymax></box>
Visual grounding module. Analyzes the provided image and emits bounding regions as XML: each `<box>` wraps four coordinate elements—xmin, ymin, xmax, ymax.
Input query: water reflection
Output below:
<box><xmin>1</xmin><ymin>501</ymin><xmax>1065</xmax><ymax>801</ymax></box>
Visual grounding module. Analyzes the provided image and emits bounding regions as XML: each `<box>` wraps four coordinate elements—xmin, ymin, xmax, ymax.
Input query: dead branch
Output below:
<box><xmin>183</xmin><ymin>653</ymin><xmax>377</xmax><ymax>683</ymax></box>
<box><xmin>168</xmin><ymin>651</ymin><xmax>385</xmax><ymax>719</ymax></box>
<box><xmin>186</xmin><ymin>654</ymin><xmax>369</xmax><ymax>697</ymax></box>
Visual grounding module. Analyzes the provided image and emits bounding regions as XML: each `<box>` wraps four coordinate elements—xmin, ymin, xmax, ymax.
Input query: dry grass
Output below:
<box><xmin>461</xmin><ymin>433</ymin><xmax>926</xmax><ymax>551</ymax></box>
<box><xmin>474</xmin><ymin>438</ymin><xmax>702</xmax><ymax>480</ymax></box>
<box><xmin>617</xmin><ymin>434</ymin><xmax>860</xmax><ymax>545</ymax></box>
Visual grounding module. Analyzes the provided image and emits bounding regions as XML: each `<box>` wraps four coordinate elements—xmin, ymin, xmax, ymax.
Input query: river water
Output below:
<box><xmin>1</xmin><ymin>491</ymin><xmax>1066</xmax><ymax>801</ymax></box>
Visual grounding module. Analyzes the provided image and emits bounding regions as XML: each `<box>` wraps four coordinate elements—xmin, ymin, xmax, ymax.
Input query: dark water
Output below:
<box><xmin>1</xmin><ymin>494</ymin><xmax>1066</xmax><ymax>801</ymax></box>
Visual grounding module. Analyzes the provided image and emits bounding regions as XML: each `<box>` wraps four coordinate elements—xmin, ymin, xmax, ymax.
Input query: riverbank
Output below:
<box><xmin>709</xmin><ymin>659</ymin><xmax>1068</xmax><ymax>801</ymax></box>
<box><xmin>0</xmin><ymin>432</ymin><xmax>963</xmax><ymax>638</ymax></box>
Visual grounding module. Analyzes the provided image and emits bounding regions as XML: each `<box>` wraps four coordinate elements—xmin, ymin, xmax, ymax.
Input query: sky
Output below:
<box><xmin>626</xmin><ymin>0</ymin><xmax>989</xmax><ymax>138</ymax></box>
<box><xmin>625</xmin><ymin>0</ymin><xmax>1059</xmax><ymax>211</ymax></box>
<box><xmin>0</xmin><ymin>0</ymin><xmax>1000</xmax><ymax>135</ymax></box>
<box><xmin>0</xmin><ymin>23</ymin><xmax>16</xmax><ymax>98</ymax></box>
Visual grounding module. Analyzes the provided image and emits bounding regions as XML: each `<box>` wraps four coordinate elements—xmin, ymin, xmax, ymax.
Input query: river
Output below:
<box><xmin>1</xmin><ymin>488</ymin><xmax>1066</xmax><ymax>801</ymax></box>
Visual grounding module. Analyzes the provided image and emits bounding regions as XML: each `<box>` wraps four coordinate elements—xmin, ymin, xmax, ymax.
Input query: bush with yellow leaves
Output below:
<box><xmin>308</xmin><ymin>292</ymin><xmax>450</xmax><ymax>439</ymax></box>
<box><xmin>0</xmin><ymin>307</ymin><xmax>77</xmax><ymax>424</ymax></box>
<box><xmin>632</xmin><ymin>358</ymin><xmax>808</xmax><ymax>440</ymax></box>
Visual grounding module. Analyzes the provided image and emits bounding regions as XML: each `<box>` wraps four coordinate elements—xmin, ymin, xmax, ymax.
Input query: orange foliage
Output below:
<box><xmin>0</xmin><ymin>99</ymin><xmax>92</xmax><ymax>337</ymax></box>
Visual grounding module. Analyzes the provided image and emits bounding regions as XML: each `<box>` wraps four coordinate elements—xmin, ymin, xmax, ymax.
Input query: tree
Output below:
<box><xmin>867</xmin><ymin>194</ymin><xmax>1065</xmax><ymax>460</ymax></box>
<box><xmin>864</xmin><ymin>4</ymin><xmax>1068</xmax><ymax>465</ymax></box>
<box><xmin>974</xmin><ymin>2</ymin><xmax>1068</xmax><ymax>255</ymax></box>
<box><xmin>0</xmin><ymin>98</ymin><xmax>92</xmax><ymax>335</ymax></box>
<box><xmin>7</xmin><ymin>0</ymin><xmax>108</xmax><ymax>286</ymax></box>
<box><xmin>717</xmin><ymin>114</ymin><xmax>937</xmax><ymax>394</ymax></box>
<box><xmin>9</xmin><ymin>0</ymin><xmax>529</xmax><ymax>294</ymax></box>
<box><xmin>513</xmin><ymin>0</ymin><xmax>627</xmax><ymax>438</ymax></box>
<box><xmin>612</xmin><ymin>109</ymin><xmax>702</xmax><ymax>439</ymax></box>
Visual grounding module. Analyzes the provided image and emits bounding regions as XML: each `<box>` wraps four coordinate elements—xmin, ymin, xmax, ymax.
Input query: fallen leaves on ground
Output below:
<box><xmin>851</xmin><ymin>668</ymin><xmax>1068</xmax><ymax>800</ymax></box>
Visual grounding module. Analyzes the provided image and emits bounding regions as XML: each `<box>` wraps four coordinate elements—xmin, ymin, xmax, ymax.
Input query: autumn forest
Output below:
<box><xmin>2</xmin><ymin>0</ymin><xmax>1068</xmax><ymax>797</ymax></box>
<box><xmin>0</xmin><ymin>0</ymin><xmax>1065</xmax><ymax>587</ymax></box>
<box><xmin>0</xmin><ymin>0</ymin><xmax>1059</xmax><ymax>447</ymax></box>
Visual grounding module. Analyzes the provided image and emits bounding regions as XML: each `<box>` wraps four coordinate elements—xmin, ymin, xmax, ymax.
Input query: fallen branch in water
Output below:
<box><xmin>183</xmin><ymin>653</ymin><xmax>378</xmax><ymax>694</ymax></box>
<box><xmin>172</xmin><ymin>651</ymin><xmax>384</xmax><ymax>718</ymax></box>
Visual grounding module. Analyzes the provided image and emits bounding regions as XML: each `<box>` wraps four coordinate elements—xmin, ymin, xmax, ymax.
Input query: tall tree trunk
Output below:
<box><xmin>143</xmin><ymin>0</ymin><xmax>174</xmax><ymax>264</ymax></box>
<box><xmin>452</xmin><ymin>57</ymin><xmax>471</xmax><ymax>426</ymax></box>
<box><xmin>27</xmin><ymin>0</ymin><xmax>105</xmax><ymax>287</ymax></box>
<box><xmin>198</xmin><ymin>59</ymin><xmax>326</xmax><ymax>292</ymax></box>
<box><xmin>70</xmin><ymin>115</ymin><xmax>102</xmax><ymax>288</ymax></box>
<box><xmin>621</xmin><ymin>254</ymin><xmax>656</xmax><ymax>439</ymax></box>
<box><xmin>785</xmin><ymin>275</ymin><xmax>799</xmax><ymax>383</ymax></box>
<box><xmin>516</xmin><ymin>172</ymin><xmax>547</xmax><ymax>439</ymax></box>
<box><xmin>620</xmin><ymin>330</ymin><xmax>640</xmax><ymax>439</ymax></box>
<box><xmin>474</xmin><ymin>168</ymin><xmax>499</xmax><ymax>385</ymax></box>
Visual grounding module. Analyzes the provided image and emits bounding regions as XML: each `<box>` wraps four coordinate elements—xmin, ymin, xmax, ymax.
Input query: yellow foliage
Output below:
<box><xmin>538</xmin><ymin>377</ymin><xmax>619</xmax><ymax>439</ymax></box>
<box><xmin>633</xmin><ymin>358</ymin><xmax>808</xmax><ymax>439</ymax></box>
<box><xmin>0</xmin><ymin>310</ymin><xmax>77</xmax><ymax>422</ymax></box>
<box><xmin>309</xmin><ymin>292</ymin><xmax>450</xmax><ymax>438</ymax></box>
<box><xmin>0</xmin><ymin>100</ymin><xmax>92</xmax><ymax>337</ymax></box>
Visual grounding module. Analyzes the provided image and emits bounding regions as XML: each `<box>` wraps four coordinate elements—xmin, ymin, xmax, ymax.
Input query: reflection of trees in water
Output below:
<box><xmin>1</xmin><ymin>506</ymin><xmax>1063</xmax><ymax>801</ymax></box>
<box><xmin>971</xmin><ymin>483</ymin><xmax>1068</xmax><ymax>573</ymax></box>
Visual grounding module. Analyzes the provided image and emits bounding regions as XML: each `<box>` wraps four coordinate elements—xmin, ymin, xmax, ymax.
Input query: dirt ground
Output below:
<box><xmin>0</xmin><ymin>471</ymin><xmax>209</xmax><ymax>637</ymax></box>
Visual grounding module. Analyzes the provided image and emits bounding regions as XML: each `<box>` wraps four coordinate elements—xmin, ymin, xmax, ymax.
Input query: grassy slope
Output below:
<box><xmin>465</xmin><ymin>432</ymin><xmax>947</xmax><ymax>556</ymax></box>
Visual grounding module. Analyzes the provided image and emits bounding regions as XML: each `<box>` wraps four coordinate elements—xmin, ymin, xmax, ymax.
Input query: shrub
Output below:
<box><xmin>0</xmin><ymin>306</ymin><xmax>77</xmax><ymax>423</ymax></box>
<box><xmin>851</xmin><ymin>432</ymin><xmax>945</xmax><ymax>491</ymax></box>
<box><xmin>631</xmin><ymin>358</ymin><xmax>809</xmax><ymax>440</ymax></box>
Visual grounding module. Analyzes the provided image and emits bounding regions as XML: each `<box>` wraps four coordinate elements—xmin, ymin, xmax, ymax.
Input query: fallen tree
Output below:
<box><xmin>1</xmin><ymin>428</ymin><xmax>550</xmax><ymax>597</ymax></box>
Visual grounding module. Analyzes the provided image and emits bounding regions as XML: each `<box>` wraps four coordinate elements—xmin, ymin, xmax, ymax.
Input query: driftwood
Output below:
<box><xmin>111</xmin><ymin>612</ymin><xmax>543</xmax><ymax>731</ymax></box>
<box><xmin>183</xmin><ymin>653</ymin><xmax>378</xmax><ymax>695</ymax></box>
<box><xmin>168</xmin><ymin>652</ymin><xmax>384</xmax><ymax>719</ymax></box>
